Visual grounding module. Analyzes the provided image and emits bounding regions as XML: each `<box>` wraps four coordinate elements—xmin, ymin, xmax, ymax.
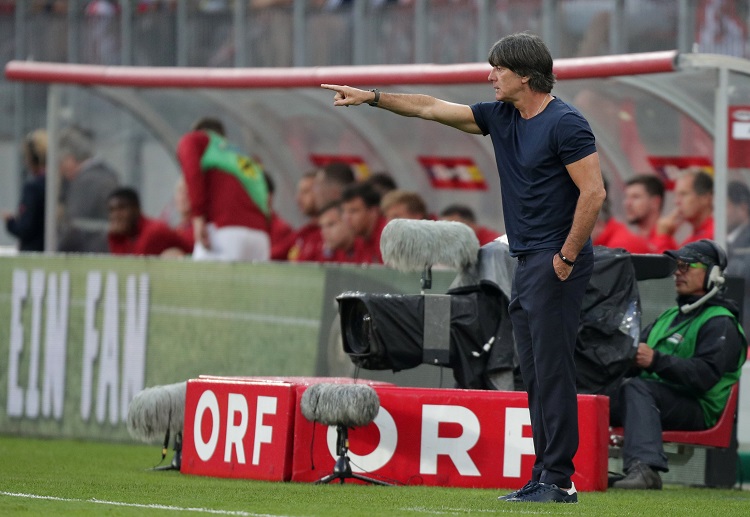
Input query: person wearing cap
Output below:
<box><xmin>609</xmin><ymin>239</ymin><xmax>746</xmax><ymax>489</ymax></box>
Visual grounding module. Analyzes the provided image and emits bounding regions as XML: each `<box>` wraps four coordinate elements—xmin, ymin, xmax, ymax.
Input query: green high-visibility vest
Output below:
<box><xmin>644</xmin><ymin>305</ymin><xmax>746</xmax><ymax>427</ymax></box>
<box><xmin>199</xmin><ymin>131</ymin><xmax>269</xmax><ymax>217</ymax></box>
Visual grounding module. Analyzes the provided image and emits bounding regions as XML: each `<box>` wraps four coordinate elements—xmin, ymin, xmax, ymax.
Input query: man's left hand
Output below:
<box><xmin>552</xmin><ymin>253</ymin><xmax>573</xmax><ymax>281</ymax></box>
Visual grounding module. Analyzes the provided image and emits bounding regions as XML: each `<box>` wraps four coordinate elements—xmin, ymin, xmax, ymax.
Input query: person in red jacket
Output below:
<box><xmin>264</xmin><ymin>171</ymin><xmax>294</xmax><ymax>255</ymax></box>
<box><xmin>341</xmin><ymin>182</ymin><xmax>387</xmax><ymax>264</ymax></box>
<box><xmin>177</xmin><ymin>117</ymin><xmax>270</xmax><ymax>261</ymax></box>
<box><xmin>656</xmin><ymin>171</ymin><xmax>714</xmax><ymax>249</ymax></box>
<box><xmin>273</xmin><ymin>170</ymin><xmax>324</xmax><ymax>261</ymax></box>
<box><xmin>107</xmin><ymin>187</ymin><xmax>192</xmax><ymax>256</ymax></box>
<box><xmin>439</xmin><ymin>203</ymin><xmax>503</xmax><ymax>246</ymax></box>
<box><xmin>592</xmin><ymin>195</ymin><xmax>653</xmax><ymax>253</ymax></box>
<box><xmin>309</xmin><ymin>200</ymin><xmax>357</xmax><ymax>263</ymax></box>
<box><xmin>380</xmin><ymin>189</ymin><xmax>429</xmax><ymax>221</ymax></box>
<box><xmin>623</xmin><ymin>174</ymin><xmax>677</xmax><ymax>253</ymax></box>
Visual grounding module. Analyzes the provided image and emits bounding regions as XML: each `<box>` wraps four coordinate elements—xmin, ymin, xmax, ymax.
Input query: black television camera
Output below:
<box><xmin>337</xmin><ymin>219</ymin><xmax>664</xmax><ymax>393</ymax></box>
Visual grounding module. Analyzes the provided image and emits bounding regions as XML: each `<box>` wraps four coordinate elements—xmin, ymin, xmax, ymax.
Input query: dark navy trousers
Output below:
<box><xmin>508</xmin><ymin>249</ymin><xmax>594</xmax><ymax>488</ymax></box>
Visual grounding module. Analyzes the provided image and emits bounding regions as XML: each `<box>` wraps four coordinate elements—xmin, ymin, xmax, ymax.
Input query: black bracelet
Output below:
<box><xmin>558</xmin><ymin>251</ymin><xmax>576</xmax><ymax>266</ymax></box>
<box><xmin>368</xmin><ymin>88</ymin><xmax>380</xmax><ymax>107</ymax></box>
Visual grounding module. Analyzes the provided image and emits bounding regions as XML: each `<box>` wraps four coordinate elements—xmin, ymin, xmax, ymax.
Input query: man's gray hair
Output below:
<box><xmin>59</xmin><ymin>126</ymin><xmax>94</xmax><ymax>162</ymax></box>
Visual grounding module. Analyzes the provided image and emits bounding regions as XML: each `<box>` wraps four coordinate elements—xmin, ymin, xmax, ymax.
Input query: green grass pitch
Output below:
<box><xmin>0</xmin><ymin>435</ymin><xmax>748</xmax><ymax>516</ymax></box>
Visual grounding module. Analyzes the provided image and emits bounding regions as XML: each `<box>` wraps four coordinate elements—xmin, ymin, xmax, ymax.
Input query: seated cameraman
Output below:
<box><xmin>610</xmin><ymin>239</ymin><xmax>746</xmax><ymax>489</ymax></box>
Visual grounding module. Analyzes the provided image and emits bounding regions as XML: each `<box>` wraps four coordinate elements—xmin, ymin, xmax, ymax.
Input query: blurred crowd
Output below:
<box><xmin>6</xmin><ymin>119</ymin><xmax>747</xmax><ymax>272</ymax></box>
<box><xmin>2</xmin><ymin>120</ymin><xmax>504</xmax><ymax>267</ymax></box>
<box><xmin>5</xmin><ymin>121</ymin><xmax>749</xmax><ymax>262</ymax></box>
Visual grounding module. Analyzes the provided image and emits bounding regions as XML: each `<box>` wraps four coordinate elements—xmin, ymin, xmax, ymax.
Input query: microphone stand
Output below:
<box><xmin>421</xmin><ymin>266</ymin><xmax>432</xmax><ymax>293</ymax></box>
<box><xmin>314</xmin><ymin>425</ymin><xmax>391</xmax><ymax>486</ymax></box>
<box><xmin>152</xmin><ymin>431</ymin><xmax>182</xmax><ymax>471</ymax></box>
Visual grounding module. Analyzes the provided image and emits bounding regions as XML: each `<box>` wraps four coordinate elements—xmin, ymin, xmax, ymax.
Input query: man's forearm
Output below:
<box><xmin>377</xmin><ymin>92</ymin><xmax>439</xmax><ymax>119</ymax></box>
<box><xmin>321</xmin><ymin>84</ymin><xmax>481</xmax><ymax>133</ymax></box>
<box><xmin>562</xmin><ymin>191</ymin><xmax>603</xmax><ymax>259</ymax></box>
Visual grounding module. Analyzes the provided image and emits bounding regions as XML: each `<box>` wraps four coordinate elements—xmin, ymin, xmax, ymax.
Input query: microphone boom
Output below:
<box><xmin>300</xmin><ymin>383</ymin><xmax>380</xmax><ymax>428</ymax></box>
<box><xmin>126</xmin><ymin>381</ymin><xmax>187</xmax><ymax>443</ymax></box>
<box><xmin>380</xmin><ymin>219</ymin><xmax>479</xmax><ymax>272</ymax></box>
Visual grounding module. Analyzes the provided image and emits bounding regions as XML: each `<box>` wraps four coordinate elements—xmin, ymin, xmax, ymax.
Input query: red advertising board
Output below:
<box><xmin>182</xmin><ymin>377</ymin><xmax>394</xmax><ymax>481</ymax></box>
<box><xmin>418</xmin><ymin>156</ymin><xmax>488</xmax><ymax>190</ymax></box>
<box><xmin>181</xmin><ymin>379</ymin><xmax>297</xmax><ymax>481</ymax></box>
<box><xmin>647</xmin><ymin>156</ymin><xmax>713</xmax><ymax>191</ymax></box>
<box><xmin>291</xmin><ymin>386</ymin><xmax>609</xmax><ymax>491</ymax></box>
<box><xmin>181</xmin><ymin>378</ymin><xmax>609</xmax><ymax>491</ymax></box>
<box><xmin>197</xmin><ymin>375</ymin><xmax>391</xmax><ymax>387</ymax></box>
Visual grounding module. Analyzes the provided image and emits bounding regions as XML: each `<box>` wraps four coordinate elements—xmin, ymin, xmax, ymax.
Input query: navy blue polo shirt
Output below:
<box><xmin>471</xmin><ymin>98</ymin><xmax>597</xmax><ymax>256</ymax></box>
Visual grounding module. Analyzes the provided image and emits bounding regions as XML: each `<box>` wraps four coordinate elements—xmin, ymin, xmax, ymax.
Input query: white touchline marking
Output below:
<box><xmin>0</xmin><ymin>491</ymin><xmax>292</xmax><ymax>517</ymax></box>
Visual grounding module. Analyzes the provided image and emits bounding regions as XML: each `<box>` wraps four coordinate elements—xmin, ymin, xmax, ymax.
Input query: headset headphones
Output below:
<box><xmin>696</xmin><ymin>239</ymin><xmax>727</xmax><ymax>292</ymax></box>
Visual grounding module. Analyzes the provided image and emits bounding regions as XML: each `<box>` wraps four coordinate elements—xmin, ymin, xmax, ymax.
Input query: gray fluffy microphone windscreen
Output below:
<box><xmin>380</xmin><ymin>219</ymin><xmax>479</xmax><ymax>272</ymax></box>
<box><xmin>300</xmin><ymin>383</ymin><xmax>380</xmax><ymax>428</ymax></box>
<box><xmin>126</xmin><ymin>381</ymin><xmax>186</xmax><ymax>443</ymax></box>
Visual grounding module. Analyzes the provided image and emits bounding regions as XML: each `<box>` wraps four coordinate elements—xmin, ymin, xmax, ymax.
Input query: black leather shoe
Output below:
<box><xmin>504</xmin><ymin>482</ymin><xmax>578</xmax><ymax>503</ymax></box>
<box><xmin>611</xmin><ymin>462</ymin><xmax>662</xmax><ymax>490</ymax></box>
<box><xmin>498</xmin><ymin>480</ymin><xmax>538</xmax><ymax>501</ymax></box>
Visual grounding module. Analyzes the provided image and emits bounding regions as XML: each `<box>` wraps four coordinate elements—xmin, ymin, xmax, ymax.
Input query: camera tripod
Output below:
<box><xmin>314</xmin><ymin>425</ymin><xmax>391</xmax><ymax>486</ymax></box>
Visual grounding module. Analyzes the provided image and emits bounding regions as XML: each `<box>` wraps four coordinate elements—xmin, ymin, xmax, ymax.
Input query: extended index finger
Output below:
<box><xmin>320</xmin><ymin>83</ymin><xmax>344</xmax><ymax>92</ymax></box>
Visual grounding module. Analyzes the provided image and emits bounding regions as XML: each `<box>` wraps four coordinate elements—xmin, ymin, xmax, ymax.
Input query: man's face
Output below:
<box><xmin>108</xmin><ymin>198</ymin><xmax>139</xmax><ymax>236</ymax></box>
<box><xmin>674</xmin><ymin>174</ymin><xmax>711</xmax><ymax>223</ymax></box>
<box><xmin>384</xmin><ymin>202</ymin><xmax>421</xmax><ymax>221</ymax></box>
<box><xmin>342</xmin><ymin>197</ymin><xmax>373</xmax><ymax>237</ymax></box>
<box><xmin>624</xmin><ymin>184</ymin><xmax>659</xmax><ymax>225</ymax></box>
<box><xmin>295</xmin><ymin>176</ymin><xmax>317</xmax><ymax>217</ymax></box>
<box><xmin>319</xmin><ymin>206</ymin><xmax>351</xmax><ymax>251</ymax></box>
<box><xmin>727</xmin><ymin>200</ymin><xmax>748</xmax><ymax>232</ymax></box>
<box><xmin>488</xmin><ymin>65</ymin><xmax>525</xmax><ymax>103</ymax></box>
<box><xmin>674</xmin><ymin>260</ymin><xmax>708</xmax><ymax>296</ymax></box>
<box><xmin>313</xmin><ymin>170</ymin><xmax>341</xmax><ymax>211</ymax></box>
<box><xmin>59</xmin><ymin>154</ymin><xmax>78</xmax><ymax>181</ymax></box>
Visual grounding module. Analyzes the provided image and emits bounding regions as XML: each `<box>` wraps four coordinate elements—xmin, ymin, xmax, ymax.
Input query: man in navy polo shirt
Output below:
<box><xmin>322</xmin><ymin>32</ymin><xmax>605</xmax><ymax>503</ymax></box>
